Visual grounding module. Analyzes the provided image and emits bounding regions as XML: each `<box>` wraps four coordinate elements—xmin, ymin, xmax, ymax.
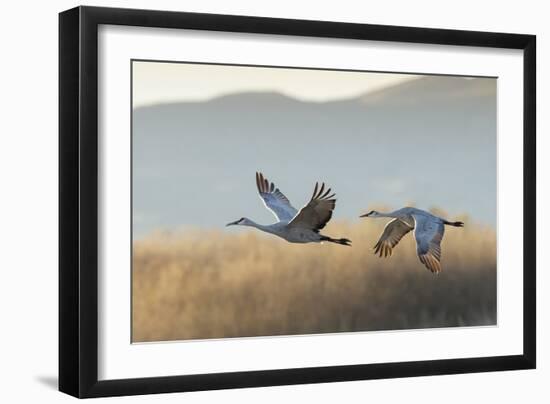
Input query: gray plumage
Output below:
<box><xmin>360</xmin><ymin>207</ymin><xmax>464</xmax><ymax>273</ymax></box>
<box><xmin>227</xmin><ymin>172</ymin><xmax>351</xmax><ymax>246</ymax></box>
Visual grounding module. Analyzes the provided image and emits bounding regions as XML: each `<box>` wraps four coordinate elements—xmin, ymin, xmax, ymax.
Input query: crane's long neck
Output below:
<box><xmin>375</xmin><ymin>210</ymin><xmax>401</xmax><ymax>218</ymax></box>
<box><xmin>241</xmin><ymin>219</ymin><xmax>277</xmax><ymax>234</ymax></box>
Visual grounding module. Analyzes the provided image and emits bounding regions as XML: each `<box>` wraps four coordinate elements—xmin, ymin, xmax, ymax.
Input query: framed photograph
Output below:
<box><xmin>59</xmin><ymin>6</ymin><xmax>536</xmax><ymax>398</ymax></box>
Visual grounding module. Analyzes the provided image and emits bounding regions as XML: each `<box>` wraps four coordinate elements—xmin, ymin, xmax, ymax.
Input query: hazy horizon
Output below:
<box><xmin>132</xmin><ymin>62</ymin><xmax>496</xmax><ymax>239</ymax></box>
<box><xmin>133</xmin><ymin>60</ymin><xmax>421</xmax><ymax>107</ymax></box>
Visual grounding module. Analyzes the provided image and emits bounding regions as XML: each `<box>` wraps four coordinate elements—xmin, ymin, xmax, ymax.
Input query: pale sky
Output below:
<box><xmin>132</xmin><ymin>60</ymin><xmax>419</xmax><ymax>107</ymax></box>
<box><xmin>132</xmin><ymin>62</ymin><xmax>496</xmax><ymax>237</ymax></box>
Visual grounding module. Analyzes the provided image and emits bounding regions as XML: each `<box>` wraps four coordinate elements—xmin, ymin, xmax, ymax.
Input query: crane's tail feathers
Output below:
<box><xmin>444</xmin><ymin>220</ymin><xmax>464</xmax><ymax>227</ymax></box>
<box><xmin>321</xmin><ymin>236</ymin><xmax>352</xmax><ymax>246</ymax></box>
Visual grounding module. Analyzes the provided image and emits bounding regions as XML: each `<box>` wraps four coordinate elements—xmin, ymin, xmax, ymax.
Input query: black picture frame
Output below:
<box><xmin>59</xmin><ymin>5</ymin><xmax>536</xmax><ymax>398</ymax></box>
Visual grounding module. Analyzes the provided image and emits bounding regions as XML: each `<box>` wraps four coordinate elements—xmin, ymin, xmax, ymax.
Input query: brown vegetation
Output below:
<box><xmin>132</xmin><ymin>215</ymin><xmax>496</xmax><ymax>342</ymax></box>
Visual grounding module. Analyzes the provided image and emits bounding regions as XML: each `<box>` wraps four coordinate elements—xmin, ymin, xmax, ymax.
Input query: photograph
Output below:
<box><xmin>131</xmin><ymin>60</ymin><xmax>497</xmax><ymax>343</ymax></box>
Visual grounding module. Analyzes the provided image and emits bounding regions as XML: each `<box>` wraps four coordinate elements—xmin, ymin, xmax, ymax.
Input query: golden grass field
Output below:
<box><xmin>132</xmin><ymin>213</ymin><xmax>496</xmax><ymax>342</ymax></box>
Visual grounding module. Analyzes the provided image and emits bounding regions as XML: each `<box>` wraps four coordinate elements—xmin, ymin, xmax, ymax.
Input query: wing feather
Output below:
<box><xmin>373</xmin><ymin>217</ymin><xmax>414</xmax><ymax>257</ymax></box>
<box><xmin>288</xmin><ymin>182</ymin><xmax>336</xmax><ymax>231</ymax></box>
<box><xmin>256</xmin><ymin>172</ymin><xmax>297</xmax><ymax>222</ymax></box>
<box><xmin>413</xmin><ymin>215</ymin><xmax>445</xmax><ymax>273</ymax></box>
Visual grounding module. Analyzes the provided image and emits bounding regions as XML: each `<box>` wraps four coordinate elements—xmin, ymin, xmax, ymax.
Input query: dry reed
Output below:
<box><xmin>132</xmin><ymin>215</ymin><xmax>496</xmax><ymax>342</ymax></box>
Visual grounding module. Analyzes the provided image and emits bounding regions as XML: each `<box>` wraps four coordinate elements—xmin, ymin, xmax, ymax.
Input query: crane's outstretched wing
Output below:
<box><xmin>413</xmin><ymin>215</ymin><xmax>445</xmax><ymax>273</ymax></box>
<box><xmin>288</xmin><ymin>182</ymin><xmax>336</xmax><ymax>231</ymax></box>
<box><xmin>256</xmin><ymin>172</ymin><xmax>298</xmax><ymax>222</ymax></box>
<box><xmin>373</xmin><ymin>217</ymin><xmax>414</xmax><ymax>257</ymax></box>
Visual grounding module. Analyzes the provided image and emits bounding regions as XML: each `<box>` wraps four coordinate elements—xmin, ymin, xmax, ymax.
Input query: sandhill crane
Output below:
<box><xmin>227</xmin><ymin>172</ymin><xmax>351</xmax><ymax>246</ymax></box>
<box><xmin>360</xmin><ymin>207</ymin><xmax>464</xmax><ymax>273</ymax></box>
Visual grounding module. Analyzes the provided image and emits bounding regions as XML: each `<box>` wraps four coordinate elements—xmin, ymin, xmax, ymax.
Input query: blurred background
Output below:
<box><xmin>132</xmin><ymin>61</ymin><xmax>497</xmax><ymax>342</ymax></box>
<box><xmin>133</xmin><ymin>221</ymin><xmax>496</xmax><ymax>342</ymax></box>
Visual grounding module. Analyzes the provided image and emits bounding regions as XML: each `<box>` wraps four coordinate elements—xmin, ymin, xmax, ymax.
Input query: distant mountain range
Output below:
<box><xmin>133</xmin><ymin>76</ymin><xmax>496</xmax><ymax>238</ymax></box>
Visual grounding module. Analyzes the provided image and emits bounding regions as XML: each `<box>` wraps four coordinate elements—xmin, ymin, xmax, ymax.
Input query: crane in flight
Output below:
<box><xmin>360</xmin><ymin>207</ymin><xmax>464</xmax><ymax>273</ymax></box>
<box><xmin>227</xmin><ymin>172</ymin><xmax>351</xmax><ymax>246</ymax></box>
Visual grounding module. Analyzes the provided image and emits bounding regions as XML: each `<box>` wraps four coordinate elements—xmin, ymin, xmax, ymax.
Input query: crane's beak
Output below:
<box><xmin>226</xmin><ymin>219</ymin><xmax>240</xmax><ymax>226</ymax></box>
<box><xmin>359</xmin><ymin>210</ymin><xmax>374</xmax><ymax>218</ymax></box>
